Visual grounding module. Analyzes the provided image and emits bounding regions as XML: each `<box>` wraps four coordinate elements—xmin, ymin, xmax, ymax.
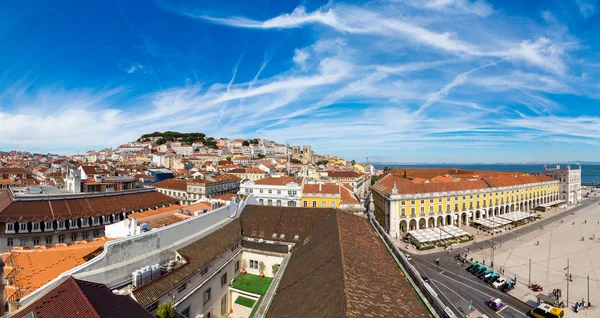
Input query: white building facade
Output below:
<box><xmin>544</xmin><ymin>164</ymin><xmax>582</xmax><ymax>204</ymax></box>
<box><xmin>239</xmin><ymin>177</ymin><xmax>303</xmax><ymax>207</ymax></box>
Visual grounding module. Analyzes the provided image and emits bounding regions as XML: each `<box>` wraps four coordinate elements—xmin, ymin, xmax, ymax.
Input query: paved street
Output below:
<box><xmin>408</xmin><ymin>199</ymin><xmax>599</xmax><ymax>317</ymax></box>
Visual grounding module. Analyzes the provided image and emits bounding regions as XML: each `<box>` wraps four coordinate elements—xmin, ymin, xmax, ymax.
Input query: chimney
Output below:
<box><xmin>319</xmin><ymin>183</ymin><xmax>322</xmax><ymax>191</ymax></box>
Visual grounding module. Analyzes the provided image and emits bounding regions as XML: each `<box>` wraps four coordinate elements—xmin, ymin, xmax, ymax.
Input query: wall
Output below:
<box><xmin>18</xmin><ymin>202</ymin><xmax>239</xmax><ymax>308</ymax></box>
<box><xmin>242</xmin><ymin>250</ymin><xmax>284</xmax><ymax>278</ymax></box>
<box><xmin>301</xmin><ymin>196</ymin><xmax>340</xmax><ymax>209</ymax></box>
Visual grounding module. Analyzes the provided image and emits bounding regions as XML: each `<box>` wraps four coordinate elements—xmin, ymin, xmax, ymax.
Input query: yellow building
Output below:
<box><xmin>301</xmin><ymin>183</ymin><xmax>362</xmax><ymax>211</ymax></box>
<box><xmin>371</xmin><ymin>168</ymin><xmax>561</xmax><ymax>238</ymax></box>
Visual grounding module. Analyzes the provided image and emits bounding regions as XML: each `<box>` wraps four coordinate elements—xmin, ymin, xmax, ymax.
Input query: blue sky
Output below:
<box><xmin>1</xmin><ymin>0</ymin><xmax>600</xmax><ymax>163</ymax></box>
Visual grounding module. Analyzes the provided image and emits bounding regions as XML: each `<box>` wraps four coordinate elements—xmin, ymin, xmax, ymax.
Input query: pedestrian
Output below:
<box><xmin>570</xmin><ymin>274</ymin><xmax>573</xmax><ymax>282</ymax></box>
<box><xmin>483</xmin><ymin>259</ymin><xmax>485</xmax><ymax>265</ymax></box>
<box><xmin>514</xmin><ymin>274</ymin><xmax>517</xmax><ymax>282</ymax></box>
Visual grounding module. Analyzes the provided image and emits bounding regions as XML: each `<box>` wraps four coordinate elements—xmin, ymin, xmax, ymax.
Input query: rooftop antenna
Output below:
<box><xmin>286</xmin><ymin>141</ymin><xmax>291</xmax><ymax>176</ymax></box>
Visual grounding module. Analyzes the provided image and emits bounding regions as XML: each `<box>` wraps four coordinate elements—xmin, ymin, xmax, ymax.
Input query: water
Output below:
<box><xmin>371</xmin><ymin>164</ymin><xmax>600</xmax><ymax>185</ymax></box>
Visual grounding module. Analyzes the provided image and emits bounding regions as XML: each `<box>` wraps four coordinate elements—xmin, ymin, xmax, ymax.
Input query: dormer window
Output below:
<box><xmin>93</xmin><ymin>217</ymin><xmax>100</xmax><ymax>225</ymax></box>
<box><xmin>19</xmin><ymin>223</ymin><xmax>28</xmax><ymax>233</ymax></box>
<box><xmin>45</xmin><ymin>221</ymin><xmax>53</xmax><ymax>231</ymax></box>
<box><xmin>69</xmin><ymin>219</ymin><xmax>78</xmax><ymax>229</ymax></box>
<box><xmin>103</xmin><ymin>215</ymin><xmax>111</xmax><ymax>224</ymax></box>
<box><xmin>81</xmin><ymin>218</ymin><xmax>89</xmax><ymax>227</ymax></box>
<box><xmin>32</xmin><ymin>222</ymin><xmax>41</xmax><ymax>232</ymax></box>
<box><xmin>6</xmin><ymin>223</ymin><xmax>15</xmax><ymax>233</ymax></box>
<box><xmin>279</xmin><ymin>233</ymin><xmax>285</xmax><ymax>239</ymax></box>
<box><xmin>57</xmin><ymin>220</ymin><xmax>66</xmax><ymax>230</ymax></box>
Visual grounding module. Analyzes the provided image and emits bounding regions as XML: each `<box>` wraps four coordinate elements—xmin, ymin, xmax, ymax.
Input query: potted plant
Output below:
<box><xmin>241</xmin><ymin>259</ymin><xmax>248</xmax><ymax>275</ymax></box>
<box><xmin>259</xmin><ymin>261</ymin><xmax>266</xmax><ymax>278</ymax></box>
<box><xmin>272</xmin><ymin>263</ymin><xmax>280</xmax><ymax>275</ymax></box>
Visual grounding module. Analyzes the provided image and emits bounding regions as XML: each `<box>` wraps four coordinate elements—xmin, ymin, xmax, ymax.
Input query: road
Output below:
<box><xmin>409</xmin><ymin>199</ymin><xmax>599</xmax><ymax>317</ymax></box>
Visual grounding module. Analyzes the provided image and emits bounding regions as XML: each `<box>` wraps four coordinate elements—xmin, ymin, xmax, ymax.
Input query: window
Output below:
<box><xmin>71</xmin><ymin>232</ymin><xmax>77</xmax><ymax>242</ymax></box>
<box><xmin>420</xmin><ymin>207</ymin><xmax>424</xmax><ymax>216</ymax></box>
<box><xmin>82</xmin><ymin>218</ymin><xmax>89</xmax><ymax>227</ymax></box>
<box><xmin>312</xmin><ymin>201</ymin><xmax>316</xmax><ymax>208</ymax></box>
<box><xmin>6</xmin><ymin>238</ymin><xmax>13</xmax><ymax>247</ymax></box>
<box><xmin>181</xmin><ymin>307</ymin><xmax>190</xmax><ymax>318</ymax></box>
<box><xmin>430</xmin><ymin>199</ymin><xmax>434</xmax><ymax>203</ymax></box>
<box><xmin>203</xmin><ymin>288</ymin><xmax>211</xmax><ymax>305</ymax></box>
<box><xmin>221</xmin><ymin>273</ymin><xmax>228</xmax><ymax>287</ymax></box>
<box><xmin>82</xmin><ymin>231</ymin><xmax>89</xmax><ymax>240</ymax></box>
<box><xmin>20</xmin><ymin>238</ymin><xmax>26</xmax><ymax>246</ymax></box>
<box><xmin>401</xmin><ymin>201</ymin><xmax>406</xmax><ymax>205</ymax></box>
<box><xmin>92</xmin><ymin>217</ymin><xmax>100</xmax><ymax>225</ymax></box>
<box><xmin>280</xmin><ymin>234</ymin><xmax>285</xmax><ymax>239</ymax></box>
<box><xmin>411</xmin><ymin>207</ymin><xmax>415</xmax><ymax>217</ymax></box>
<box><xmin>93</xmin><ymin>229</ymin><xmax>99</xmax><ymax>238</ymax></box>
<box><xmin>103</xmin><ymin>215</ymin><xmax>110</xmax><ymax>223</ymax></box>
<box><xmin>259</xmin><ymin>231</ymin><xmax>264</xmax><ymax>237</ymax></box>
<box><xmin>58</xmin><ymin>220</ymin><xmax>66</xmax><ymax>229</ymax></box>
<box><xmin>33</xmin><ymin>237</ymin><xmax>40</xmax><ymax>245</ymax></box>
<box><xmin>277</xmin><ymin>190</ymin><xmax>281</xmax><ymax>194</ymax></box>
<box><xmin>58</xmin><ymin>234</ymin><xmax>65</xmax><ymax>243</ymax></box>
<box><xmin>235</xmin><ymin>260</ymin><xmax>240</xmax><ymax>272</ymax></box>
<box><xmin>401</xmin><ymin>208</ymin><xmax>406</xmax><ymax>217</ymax></box>
<box><xmin>33</xmin><ymin>222</ymin><xmax>40</xmax><ymax>231</ymax></box>
<box><xmin>420</xmin><ymin>200</ymin><xmax>424</xmax><ymax>204</ymax></box>
<box><xmin>260</xmin><ymin>189</ymin><xmax>263</xmax><ymax>193</ymax></box>
<box><xmin>276</xmin><ymin>200</ymin><xmax>281</xmax><ymax>206</ymax></box>
<box><xmin>221</xmin><ymin>294</ymin><xmax>228</xmax><ymax>316</ymax></box>
<box><xmin>303</xmin><ymin>201</ymin><xmax>308</xmax><ymax>208</ymax></box>
<box><xmin>331</xmin><ymin>201</ymin><xmax>336</xmax><ymax>208</ymax></box>
<box><xmin>267</xmin><ymin>200</ymin><xmax>272</xmax><ymax>206</ymax></box>
<box><xmin>259</xmin><ymin>199</ymin><xmax>264</xmax><ymax>205</ymax></box>
<box><xmin>178</xmin><ymin>282</ymin><xmax>187</xmax><ymax>292</ymax></box>
<box><xmin>288</xmin><ymin>190</ymin><xmax>297</xmax><ymax>196</ymax></box>
<box><xmin>19</xmin><ymin>223</ymin><xmax>28</xmax><ymax>232</ymax></box>
<box><xmin>250</xmin><ymin>260</ymin><xmax>259</xmax><ymax>269</ymax></box>
<box><xmin>69</xmin><ymin>219</ymin><xmax>78</xmax><ymax>228</ymax></box>
<box><xmin>6</xmin><ymin>223</ymin><xmax>14</xmax><ymax>233</ymax></box>
<box><xmin>46</xmin><ymin>236</ymin><xmax>52</xmax><ymax>244</ymax></box>
<box><xmin>322</xmin><ymin>201</ymin><xmax>326</xmax><ymax>208</ymax></box>
<box><xmin>146</xmin><ymin>302</ymin><xmax>158</xmax><ymax>312</ymax></box>
<box><xmin>272</xmin><ymin>233</ymin><xmax>277</xmax><ymax>238</ymax></box>
<box><xmin>268</xmin><ymin>189</ymin><xmax>272</xmax><ymax>194</ymax></box>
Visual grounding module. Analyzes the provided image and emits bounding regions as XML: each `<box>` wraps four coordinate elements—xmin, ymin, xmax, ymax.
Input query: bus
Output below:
<box><xmin>530</xmin><ymin>303</ymin><xmax>564</xmax><ymax>318</ymax></box>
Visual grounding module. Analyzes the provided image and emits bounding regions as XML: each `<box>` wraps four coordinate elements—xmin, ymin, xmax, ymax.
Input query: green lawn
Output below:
<box><xmin>232</xmin><ymin>273</ymin><xmax>273</xmax><ymax>295</ymax></box>
<box><xmin>235</xmin><ymin>296</ymin><xmax>256</xmax><ymax>308</ymax></box>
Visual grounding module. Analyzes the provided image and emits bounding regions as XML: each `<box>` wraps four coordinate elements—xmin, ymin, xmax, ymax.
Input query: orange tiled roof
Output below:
<box><xmin>254</xmin><ymin>176</ymin><xmax>303</xmax><ymax>186</ymax></box>
<box><xmin>4</xmin><ymin>238</ymin><xmax>111</xmax><ymax>301</ymax></box>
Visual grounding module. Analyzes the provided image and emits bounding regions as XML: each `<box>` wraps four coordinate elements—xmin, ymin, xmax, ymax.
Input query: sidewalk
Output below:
<box><xmin>397</xmin><ymin>204</ymin><xmax>579</xmax><ymax>256</ymax></box>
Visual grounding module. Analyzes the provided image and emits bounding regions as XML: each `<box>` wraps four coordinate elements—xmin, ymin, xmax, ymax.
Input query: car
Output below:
<box><xmin>478</xmin><ymin>269</ymin><xmax>493</xmax><ymax>279</ymax></box>
<box><xmin>472</xmin><ymin>265</ymin><xmax>486</xmax><ymax>275</ymax></box>
<box><xmin>421</xmin><ymin>274</ymin><xmax>430</xmax><ymax>284</ymax></box>
<box><xmin>488</xmin><ymin>297</ymin><xmax>505</xmax><ymax>311</ymax></box>
<box><xmin>405</xmin><ymin>253</ymin><xmax>412</xmax><ymax>261</ymax></box>
<box><xmin>466</xmin><ymin>262</ymin><xmax>479</xmax><ymax>272</ymax></box>
<box><xmin>500</xmin><ymin>280</ymin><xmax>515</xmax><ymax>292</ymax></box>
<box><xmin>483</xmin><ymin>271</ymin><xmax>494</xmax><ymax>280</ymax></box>
<box><xmin>492</xmin><ymin>277</ymin><xmax>507</xmax><ymax>288</ymax></box>
<box><xmin>485</xmin><ymin>273</ymin><xmax>500</xmax><ymax>283</ymax></box>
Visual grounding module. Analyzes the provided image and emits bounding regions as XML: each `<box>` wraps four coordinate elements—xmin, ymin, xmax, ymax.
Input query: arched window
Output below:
<box><xmin>267</xmin><ymin>199</ymin><xmax>272</xmax><ymax>206</ymax></box>
<box><xmin>276</xmin><ymin>200</ymin><xmax>282</xmax><ymax>206</ymax></box>
<box><xmin>312</xmin><ymin>201</ymin><xmax>317</xmax><ymax>208</ymax></box>
<box><xmin>288</xmin><ymin>201</ymin><xmax>296</xmax><ymax>207</ymax></box>
<box><xmin>303</xmin><ymin>201</ymin><xmax>308</xmax><ymax>208</ymax></box>
<box><xmin>259</xmin><ymin>199</ymin><xmax>264</xmax><ymax>205</ymax></box>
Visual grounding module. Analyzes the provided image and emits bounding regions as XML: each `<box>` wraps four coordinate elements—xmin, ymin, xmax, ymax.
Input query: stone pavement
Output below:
<box><xmin>470</xmin><ymin>201</ymin><xmax>600</xmax><ymax>316</ymax></box>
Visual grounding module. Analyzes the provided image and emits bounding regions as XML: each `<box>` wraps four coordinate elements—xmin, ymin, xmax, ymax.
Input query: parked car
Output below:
<box><xmin>466</xmin><ymin>262</ymin><xmax>479</xmax><ymax>272</ymax></box>
<box><xmin>405</xmin><ymin>253</ymin><xmax>412</xmax><ymax>261</ymax></box>
<box><xmin>492</xmin><ymin>277</ymin><xmax>507</xmax><ymax>288</ymax></box>
<box><xmin>488</xmin><ymin>297</ymin><xmax>505</xmax><ymax>311</ymax></box>
<box><xmin>485</xmin><ymin>273</ymin><xmax>500</xmax><ymax>284</ymax></box>
<box><xmin>472</xmin><ymin>265</ymin><xmax>487</xmax><ymax>275</ymax></box>
<box><xmin>500</xmin><ymin>280</ymin><xmax>515</xmax><ymax>292</ymax></box>
<box><xmin>483</xmin><ymin>271</ymin><xmax>495</xmax><ymax>280</ymax></box>
<box><xmin>478</xmin><ymin>269</ymin><xmax>493</xmax><ymax>279</ymax></box>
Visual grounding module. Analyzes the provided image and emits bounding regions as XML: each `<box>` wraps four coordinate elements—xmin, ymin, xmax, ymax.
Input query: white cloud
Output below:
<box><xmin>293</xmin><ymin>48</ymin><xmax>309</xmax><ymax>67</ymax></box>
<box><xmin>401</xmin><ymin>0</ymin><xmax>494</xmax><ymax>17</ymax></box>
<box><xmin>575</xmin><ymin>0</ymin><xmax>597</xmax><ymax>18</ymax></box>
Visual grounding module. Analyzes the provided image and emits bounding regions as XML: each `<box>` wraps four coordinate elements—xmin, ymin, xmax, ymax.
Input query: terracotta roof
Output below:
<box><xmin>327</xmin><ymin>170</ymin><xmax>362</xmax><ymax>178</ymax></box>
<box><xmin>246</xmin><ymin>167</ymin><xmax>265</xmax><ymax>174</ymax></box>
<box><xmin>4</xmin><ymin>239</ymin><xmax>110</xmax><ymax>301</ymax></box>
<box><xmin>0</xmin><ymin>168</ymin><xmax>31</xmax><ymax>175</ymax></box>
<box><xmin>302</xmin><ymin>183</ymin><xmax>340</xmax><ymax>195</ymax></box>
<box><xmin>253</xmin><ymin>176</ymin><xmax>303</xmax><ymax>186</ymax></box>
<box><xmin>132</xmin><ymin>219</ymin><xmax>242</xmax><ymax>307</ymax></box>
<box><xmin>0</xmin><ymin>190</ymin><xmax>178</xmax><ymax>222</ymax></box>
<box><xmin>152</xmin><ymin>178</ymin><xmax>189</xmax><ymax>191</ymax></box>
<box><xmin>80</xmin><ymin>166</ymin><xmax>111</xmax><ymax>175</ymax></box>
<box><xmin>240</xmin><ymin>205</ymin><xmax>333</xmax><ymax>243</ymax></box>
<box><xmin>12</xmin><ymin>276</ymin><xmax>153</xmax><ymax>318</ymax></box>
<box><xmin>266</xmin><ymin>210</ymin><xmax>430</xmax><ymax>317</ymax></box>
<box><xmin>372</xmin><ymin>174</ymin><xmax>490</xmax><ymax>195</ymax></box>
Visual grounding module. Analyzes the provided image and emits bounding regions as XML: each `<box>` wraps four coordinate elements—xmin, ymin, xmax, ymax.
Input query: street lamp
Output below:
<box><xmin>564</xmin><ymin>258</ymin><xmax>570</xmax><ymax>307</ymax></box>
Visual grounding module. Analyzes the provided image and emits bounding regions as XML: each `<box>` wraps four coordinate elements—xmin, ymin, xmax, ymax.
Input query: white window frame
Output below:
<box><xmin>81</xmin><ymin>218</ymin><xmax>89</xmax><ymax>227</ymax></box>
<box><xmin>19</xmin><ymin>222</ymin><xmax>28</xmax><ymax>233</ymax></box>
<box><xmin>32</xmin><ymin>222</ymin><xmax>41</xmax><ymax>232</ymax></box>
<box><xmin>45</xmin><ymin>221</ymin><xmax>53</xmax><ymax>232</ymax></box>
<box><xmin>57</xmin><ymin>220</ymin><xmax>66</xmax><ymax>230</ymax></box>
<box><xmin>6</xmin><ymin>223</ymin><xmax>15</xmax><ymax>234</ymax></box>
<box><xmin>92</xmin><ymin>217</ymin><xmax>100</xmax><ymax>226</ymax></box>
<box><xmin>103</xmin><ymin>215</ymin><xmax>111</xmax><ymax>224</ymax></box>
<box><xmin>69</xmin><ymin>219</ymin><xmax>78</xmax><ymax>229</ymax></box>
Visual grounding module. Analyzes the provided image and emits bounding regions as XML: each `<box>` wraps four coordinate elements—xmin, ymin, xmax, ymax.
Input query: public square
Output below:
<box><xmin>470</xmin><ymin>199</ymin><xmax>600</xmax><ymax>315</ymax></box>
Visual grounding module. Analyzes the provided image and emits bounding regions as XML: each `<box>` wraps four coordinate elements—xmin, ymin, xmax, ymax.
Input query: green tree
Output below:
<box><xmin>257</xmin><ymin>154</ymin><xmax>265</xmax><ymax>159</ymax></box>
<box><xmin>226</xmin><ymin>157</ymin><xmax>232</xmax><ymax>161</ymax></box>
<box><xmin>370</xmin><ymin>175</ymin><xmax>379</xmax><ymax>185</ymax></box>
<box><xmin>383</xmin><ymin>165</ymin><xmax>390</xmax><ymax>172</ymax></box>
<box><xmin>351</xmin><ymin>160</ymin><xmax>356</xmax><ymax>166</ymax></box>
<box><xmin>403</xmin><ymin>170</ymin><xmax>407</xmax><ymax>179</ymax></box>
<box><xmin>155</xmin><ymin>302</ymin><xmax>175</xmax><ymax>318</ymax></box>
<box><xmin>156</xmin><ymin>138</ymin><xmax>167</xmax><ymax>145</ymax></box>
<box><xmin>290</xmin><ymin>159</ymin><xmax>302</xmax><ymax>164</ymax></box>
<box><xmin>242</xmin><ymin>140</ymin><xmax>250</xmax><ymax>146</ymax></box>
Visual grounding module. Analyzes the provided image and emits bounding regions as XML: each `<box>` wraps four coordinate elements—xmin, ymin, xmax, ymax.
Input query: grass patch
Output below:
<box><xmin>235</xmin><ymin>296</ymin><xmax>256</xmax><ymax>308</ymax></box>
<box><xmin>232</xmin><ymin>274</ymin><xmax>273</xmax><ymax>295</ymax></box>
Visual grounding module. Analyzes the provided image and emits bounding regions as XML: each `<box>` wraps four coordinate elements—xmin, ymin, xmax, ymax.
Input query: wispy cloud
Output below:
<box><xmin>574</xmin><ymin>0</ymin><xmax>597</xmax><ymax>18</ymax></box>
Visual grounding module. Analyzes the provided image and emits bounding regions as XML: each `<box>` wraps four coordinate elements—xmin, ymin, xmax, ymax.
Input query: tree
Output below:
<box><xmin>403</xmin><ymin>170</ymin><xmax>408</xmax><ymax>179</ymax></box>
<box><xmin>242</xmin><ymin>140</ymin><xmax>250</xmax><ymax>146</ymax></box>
<box><xmin>351</xmin><ymin>160</ymin><xmax>356</xmax><ymax>166</ymax></box>
<box><xmin>155</xmin><ymin>302</ymin><xmax>175</xmax><ymax>318</ymax></box>
<box><xmin>259</xmin><ymin>261</ymin><xmax>266</xmax><ymax>276</ymax></box>
<box><xmin>226</xmin><ymin>157</ymin><xmax>232</xmax><ymax>161</ymax></box>
<box><xmin>290</xmin><ymin>159</ymin><xmax>302</xmax><ymax>164</ymax></box>
<box><xmin>156</xmin><ymin>138</ymin><xmax>167</xmax><ymax>145</ymax></box>
<box><xmin>272</xmin><ymin>263</ymin><xmax>280</xmax><ymax>275</ymax></box>
<box><xmin>257</xmin><ymin>154</ymin><xmax>265</xmax><ymax>159</ymax></box>
<box><xmin>383</xmin><ymin>165</ymin><xmax>390</xmax><ymax>172</ymax></box>
<box><xmin>370</xmin><ymin>175</ymin><xmax>379</xmax><ymax>185</ymax></box>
